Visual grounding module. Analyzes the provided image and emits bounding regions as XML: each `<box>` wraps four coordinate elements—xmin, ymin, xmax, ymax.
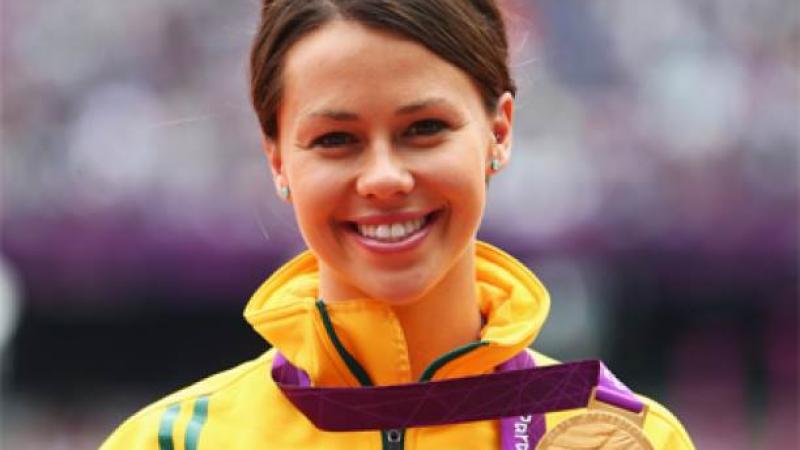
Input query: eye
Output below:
<box><xmin>311</xmin><ymin>132</ymin><xmax>357</xmax><ymax>148</ymax></box>
<box><xmin>405</xmin><ymin>119</ymin><xmax>448</xmax><ymax>137</ymax></box>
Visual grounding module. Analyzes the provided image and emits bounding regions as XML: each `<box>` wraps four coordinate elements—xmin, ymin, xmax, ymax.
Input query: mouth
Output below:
<box><xmin>343</xmin><ymin>209</ymin><xmax>443</xmax><ymax>252</ymax></box>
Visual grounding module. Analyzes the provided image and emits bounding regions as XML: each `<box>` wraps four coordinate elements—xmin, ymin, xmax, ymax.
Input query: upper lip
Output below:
<box><xmin>346</xmin><ymin>208</ymin><xmax>440</xmax><ymax>225</ymax></box>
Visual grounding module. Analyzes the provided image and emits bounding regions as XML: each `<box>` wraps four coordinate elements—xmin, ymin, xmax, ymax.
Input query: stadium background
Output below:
<box><xmin>1</xmin><ymin>0</ymin><xmax>797</xmax><ymax>448</ymax></box>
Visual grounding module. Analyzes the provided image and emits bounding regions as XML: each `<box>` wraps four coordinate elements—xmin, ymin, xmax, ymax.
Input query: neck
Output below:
<box><xmin>391</xmin><ymin>247</ymin><xmax>482</xmax><ymax>379</ymax></box>
<box><xmin>319</xmin><ymin>241</ymin><xmax>482</xmax><ymax>381</ymax></box>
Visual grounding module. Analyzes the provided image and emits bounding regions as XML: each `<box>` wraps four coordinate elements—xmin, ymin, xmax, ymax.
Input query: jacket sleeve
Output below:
<box><xmin>640</xmin><ymin>395</ymin><xmax>695</xmax><ymax>450</ymax></box>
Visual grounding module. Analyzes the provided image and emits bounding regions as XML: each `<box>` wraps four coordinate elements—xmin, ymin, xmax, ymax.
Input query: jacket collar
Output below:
<box><xmin>244</xmin><ymin>241</ymin><xmax>550</xmax><ymax>387</ymax></box>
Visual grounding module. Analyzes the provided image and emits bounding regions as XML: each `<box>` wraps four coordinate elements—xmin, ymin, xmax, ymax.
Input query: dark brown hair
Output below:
<box><xmin>250</xmin><ymin>0</ymin><xmax>516</xmax><ymax>139</ymax></box>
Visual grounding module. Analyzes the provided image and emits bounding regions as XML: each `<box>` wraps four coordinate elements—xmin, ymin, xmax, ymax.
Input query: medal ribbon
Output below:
<box><xmin>272</xmin><ymin>352</ymin><xmax>644</xmax><ymax>449</ymax></box>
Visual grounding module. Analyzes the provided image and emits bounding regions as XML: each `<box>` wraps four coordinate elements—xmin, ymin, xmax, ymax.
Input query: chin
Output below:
<box><xmin>362</xmin><ymin>281</ymin><xmax>430</xmax><ymax>307</ymax></box>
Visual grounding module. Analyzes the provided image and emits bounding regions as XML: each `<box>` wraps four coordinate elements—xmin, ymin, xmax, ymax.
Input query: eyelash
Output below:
<box><xmin>310</xmin><ymin>119</ymin><xmax>450</xmax><ymax>149</ymax></box>
<box><xmin>404</xmin><ymin>119</ymin><xmax>449</xmax><ymax>137</ymax></box>
<box><xmin>311</xmin><ymin>132</ymin><xmax>355</xmax><ymax>148</ymax></box>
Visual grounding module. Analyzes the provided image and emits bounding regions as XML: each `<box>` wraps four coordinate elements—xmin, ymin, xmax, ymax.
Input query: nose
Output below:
<box><xmin>355</xmin><ymin>142</ymin><xmax>414</xmax><ymax>200</ymax></box>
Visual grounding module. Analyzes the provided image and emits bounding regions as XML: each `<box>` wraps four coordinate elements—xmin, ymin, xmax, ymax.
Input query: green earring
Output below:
<box><xmin>279</xmin><ymin>185</ymin><xmax>290</xmax><ymax>201</ymax></box>
<box><xmin>490</xmin><ymin>159</ymin><xmax>501</xmax><ymax>171</ymax></box>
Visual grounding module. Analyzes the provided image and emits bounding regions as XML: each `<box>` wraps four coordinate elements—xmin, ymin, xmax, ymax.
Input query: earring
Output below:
<box><xmin>490</xmin><ymin>133</ymin><xmax>502</xmax><ymax>173</ymax></box>
<box><xmin>278</xmin><ymin>185</ymin><xmax>291</xmax><ymax>201</ymax></box>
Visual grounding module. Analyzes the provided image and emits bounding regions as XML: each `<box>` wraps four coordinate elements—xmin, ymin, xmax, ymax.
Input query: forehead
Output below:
<box><xmin>280</xmin><ymin>19</ymin><xmax>484</xmax><ymax>121</ymax></box>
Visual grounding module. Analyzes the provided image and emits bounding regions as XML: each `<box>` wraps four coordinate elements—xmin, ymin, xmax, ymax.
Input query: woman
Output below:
<box><xmin>102</xmin><ymin>1</ymin><xmax>694</xmax><ymax>449</ymax></box>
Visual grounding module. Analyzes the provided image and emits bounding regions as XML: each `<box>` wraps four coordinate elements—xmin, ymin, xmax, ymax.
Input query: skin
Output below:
<box><xmin>264</xmin><ymin>20</ymin><xmax>514</xmax><ymax>379</ymax></box>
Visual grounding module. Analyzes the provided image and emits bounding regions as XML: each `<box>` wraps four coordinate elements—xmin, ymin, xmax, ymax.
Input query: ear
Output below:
<box><xmin>488</xmin><ymin>92</ymin><xmax>514</xmax><ymax>172</ymax></box>
<box><xmin>261</xmin><ymin>135</ymin><xmax>290</xmax><ymax>202</ymax></box>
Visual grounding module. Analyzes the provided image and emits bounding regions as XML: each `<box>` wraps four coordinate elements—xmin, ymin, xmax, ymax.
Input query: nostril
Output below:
<box><xmin>357</xmin><ymin>183</ymin><xmax>414</xmax><ymax>199</ymax></box>
<box><xmin>355</xmin><ymin>162</ymin><xmax>414</xmax><ymax>198</ymax></box>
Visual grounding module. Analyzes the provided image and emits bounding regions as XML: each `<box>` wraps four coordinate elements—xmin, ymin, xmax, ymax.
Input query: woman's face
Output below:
<box><xmin>268</xmin><ymin>20</ymin><xmax>513</xmax><ymax>305</ymax></box>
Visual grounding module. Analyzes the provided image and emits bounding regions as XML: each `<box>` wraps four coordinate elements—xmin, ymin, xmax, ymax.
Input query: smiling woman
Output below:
<box><xmin>101</xmin><ymin>1</ymin><xmax>693</xmax><ymax>449</ymax></box>
<box><xmin>277</xmin><ymin>20</ymin><xmax>504</xmax><ymax>305</ymax></box>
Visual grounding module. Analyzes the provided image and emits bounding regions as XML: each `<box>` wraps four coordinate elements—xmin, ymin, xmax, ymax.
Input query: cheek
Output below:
<box><xmin>286</xmin><ymin>159</ymin><xmax>346</xmax><ymax>232</ymax></box>
<box><xmin>425</xmin><ymin>146</ymin><xmax>487</xmax><ymax>208</ymax></box>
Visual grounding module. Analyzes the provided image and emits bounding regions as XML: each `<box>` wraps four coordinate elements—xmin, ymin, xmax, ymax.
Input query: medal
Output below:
<box><xmin>534</xmin><ymin>383</ymin><xmax>653</xmax><ymax>450</ymax></box>
<box><xmin>536</xmin><ymin>411</ymin><xmax>653</xmax><ymax>450</ymax></box>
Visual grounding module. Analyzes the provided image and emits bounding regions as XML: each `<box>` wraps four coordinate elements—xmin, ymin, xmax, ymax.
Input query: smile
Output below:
<box><xmin>345</xmin><ymin>209</ymin><xmax>442</xmax><ymax>253</ymax></box>
<box><xmin>356</xmin><ymin>217</ymin><xmax>427</xmax><ymax>242</ymax></box>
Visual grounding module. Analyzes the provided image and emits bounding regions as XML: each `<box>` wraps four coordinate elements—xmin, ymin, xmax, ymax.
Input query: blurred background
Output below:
<box><xmin>1</xmin><ymin>0</ymin><xmax>797</xmax><ymax>448</ymax></box>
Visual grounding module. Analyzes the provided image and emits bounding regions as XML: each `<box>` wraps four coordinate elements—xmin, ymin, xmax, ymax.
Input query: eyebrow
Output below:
<box><xmin>305</xmin><ymin>97</ymin><xmax>455</xmax><ymax>122</ymax></box>
<box><xmin>395</xmin><ymin>97</ymin><xmax>453</xmax><ymax>115</ymax></box>
<box><xmin>307</xmin><ymin>109</ymin><xmax>359</xmax><ymax>121</ymax></box>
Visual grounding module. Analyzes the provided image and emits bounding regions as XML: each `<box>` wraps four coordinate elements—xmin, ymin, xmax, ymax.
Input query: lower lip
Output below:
<box><xmin>347</xmin><ymin>212</ymin><xmax>439</xmax><ymax>254</ymax></box>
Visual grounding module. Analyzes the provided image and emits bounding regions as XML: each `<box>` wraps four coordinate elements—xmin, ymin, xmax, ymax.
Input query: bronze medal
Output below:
<box><xmin>535</xmin><ymin>410</ymin><xmax>654</xmax><ymax>450</ymax></box>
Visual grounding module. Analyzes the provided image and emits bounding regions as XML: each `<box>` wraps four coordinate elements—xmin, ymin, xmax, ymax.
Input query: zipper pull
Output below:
<box><xmin>382</xmin><ymin>428</ymin><xmax>405</xmax><ymax>450</ymax></box>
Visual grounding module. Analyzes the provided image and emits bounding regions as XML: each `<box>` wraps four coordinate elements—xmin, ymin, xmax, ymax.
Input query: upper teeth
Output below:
<box><xmin>357</xmin><ymin>217</ymin><xmax>427</xmax><ymax>241</ymax></box>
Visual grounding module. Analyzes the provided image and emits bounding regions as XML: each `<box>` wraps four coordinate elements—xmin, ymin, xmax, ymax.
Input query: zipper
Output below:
<box><xmin>382</xmin><ymin>428</ymin><xmax>405</xmax><ymax>450</ymax></box>
<box><xmin>316</xmin><ymin>299</ymin><xmax>487</xmax><ymax>450</ymax></box>
<box><xmin>319</xmin><ymin>300</ymin><xmax>402</xmax><ymax>449</ymax></box>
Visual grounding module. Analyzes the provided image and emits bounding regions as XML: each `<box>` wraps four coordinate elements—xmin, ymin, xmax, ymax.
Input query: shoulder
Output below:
<box><xmin>527</xmin><ymin>349</ymin><xmax>696</xmax><ymax>450</ymax></box>
<box><xmin>100</xmin><ymin>349</ymin><xmax>278</xmax><ymax>450</ymax></box>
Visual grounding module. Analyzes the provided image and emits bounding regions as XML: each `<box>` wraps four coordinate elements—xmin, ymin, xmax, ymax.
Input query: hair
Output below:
<box><xmin>250</xmin><ymin>0</ymin><xmax>516</xmax><ymax>139</ymax></box>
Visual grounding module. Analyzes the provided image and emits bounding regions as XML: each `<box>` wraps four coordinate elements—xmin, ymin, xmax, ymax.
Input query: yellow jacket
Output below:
<box><xmin>101</xmin><ymin>241</ymin><xmax>694</xmax><ymax>449</ymax></box>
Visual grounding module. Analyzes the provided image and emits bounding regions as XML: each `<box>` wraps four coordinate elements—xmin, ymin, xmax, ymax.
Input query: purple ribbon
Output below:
<box><xmin>272</xmin><ymin>352</ymin><xmax>644</xmax><ymax>449</ymax></box>
<box><xmin>495</xmin><ymin>351</ymin><xmax>546</xmax><ymax>450</ymax></box>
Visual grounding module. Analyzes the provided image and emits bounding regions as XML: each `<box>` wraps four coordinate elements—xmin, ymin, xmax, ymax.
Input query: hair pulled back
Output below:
<box><xmin>250</xmin><ymin>0</ymin><xmax>516</xmax><ymax>139</ymax></box>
